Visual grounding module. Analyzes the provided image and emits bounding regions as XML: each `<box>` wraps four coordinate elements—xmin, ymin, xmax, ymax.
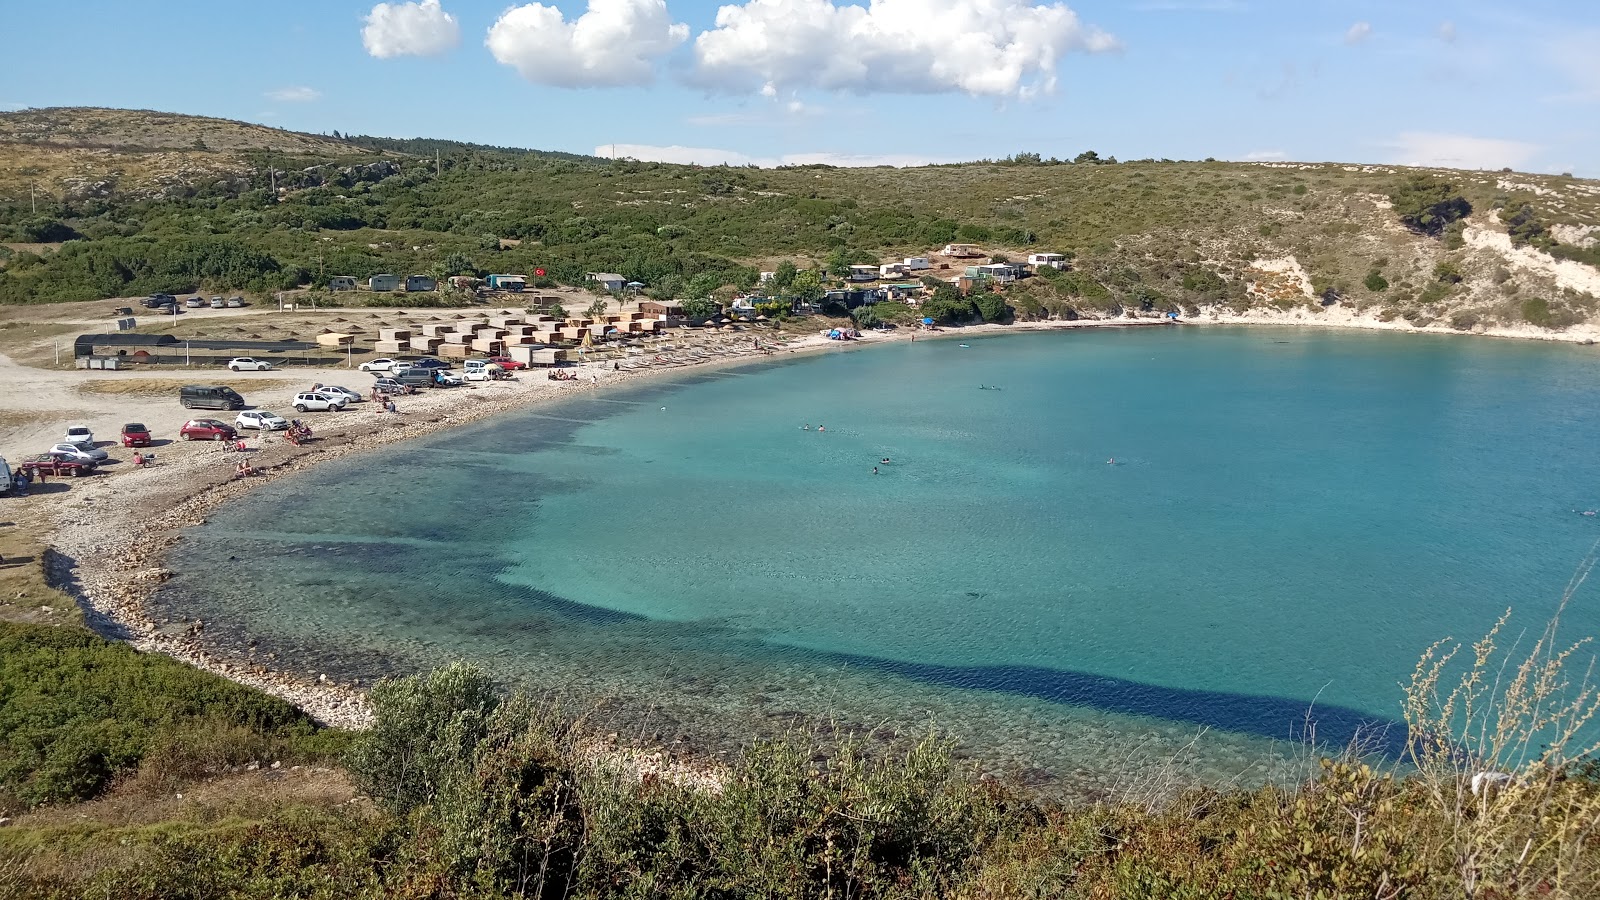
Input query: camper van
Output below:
<box><xmin>179</xmin><ymin>385</ymin><xmax>246</xmax><ymax>410</ymax></box>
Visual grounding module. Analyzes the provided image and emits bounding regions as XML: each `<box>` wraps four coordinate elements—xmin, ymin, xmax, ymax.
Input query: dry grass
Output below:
<box><xmin>76</xmin><ymin>377</ymin><xmax>294</xmax><ymax>397</ymax></box>
<box><xmin>0</xmin><ymin>501</ymin><xmax>79</xmax><ymax>625</ymax></box>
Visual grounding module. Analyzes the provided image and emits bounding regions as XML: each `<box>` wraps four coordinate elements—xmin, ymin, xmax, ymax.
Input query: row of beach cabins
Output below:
<box><xmin>355</xmin><ymin>311</ymin><xmax>672</xmax><ymax>366</ymax></box>
<box><xmin>326</xmin><ymin>273</ymin><xmax>535</xmax><ymax>294</ymax></box>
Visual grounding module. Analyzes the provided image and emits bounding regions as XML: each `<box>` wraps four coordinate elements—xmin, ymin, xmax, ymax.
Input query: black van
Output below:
<box><xmin>179</xmin><ymin>385</ymin><xmax>245</xmax><ymax>410</ymax></box>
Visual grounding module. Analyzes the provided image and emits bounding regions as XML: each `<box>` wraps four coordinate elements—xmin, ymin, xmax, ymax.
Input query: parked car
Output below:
<box><xmin>179</xmin><ymin>419</ymin><xmax>238</xmax><ymax>441</ymax></box>
<box><xmin>184</xmin><ymin>297</ymin><xmax>205</xmax><ymax>308</ymax></box>
<box><xmin>19</xmin><ymin>453</ymin><xmax>98</xmax><ymax>478</ymax></box>
<box><xmin>142</xmin><ymin>294</ymin><xmax>176</xmax><ymax>309</ymax></box>
<box><xmin>63</xmin><ymin>425</ymin><xmax>95</xmax><ymax>448</ymax></box>
<box><xmin>486</xmin><ymin>356</ymin><xmax>527</xmax><ymax>371</ymax></box>
<box><xmin>0</xmin><ymin>456</ymin><xmax>10</xmax><ymax>495</ymax></box>
<box><xmin>47</xmin><ymin>443</ymin><xmax>110</xmax><ymax>463</ymax></box>
<box><xmin>236</xmin><ymin>410</ymin><xmax>289</xmax><ymax>431</ymax></box>
<box><xmin>359</xmin><ymin>358</ymin><xmax>401</xmax><ymax>372</ymax></box>
<box><xmin>407</xmin><ymin>358</ymin><xmax>450</xmax><ymax>371</ymax></box>
<box><xmin>370</xmin><ymin>378</ymin><xmax>410</xmax><ymax>395</ymax></box>
<box><xmin>121</xmin><ymin>423</ymin><xmax>153</xmax><ymax>447</ymax></box>
<box><xmin>318</xmin><ymin>385</ymin><xmax>363</xmax><ymax>403</ymax></box>
<box><xmin>210</xmin><ymin>296</ymin><xmax>226</xmax><ymax>309</ymax></box>
<box><xmin>226</xmin><ymin>296</ymin><xmax>245</xmax><ymax>308</ymax></box>
<box><xmin>393</xmin><ymin>369</ymin><xmax>435</xmax><ymax>387</ymax></box>
<box><xmin>463</xmin><ymin>368</ymin><xmax>494</xmax><ymax>382</ymax></box>
<box><xmin>228</xmin><ymin>357</ymin><xmax>274</xmax><ymax>372</ymax></box>
<box><xmin>432</xmin><ymin>371</ymin><xmax>464</xmax><ymax>386</ymax></box>
<box><xmin>293</xmin><ymin>391</ymin><xmax>347</xmax><ymax>412</ymax></box>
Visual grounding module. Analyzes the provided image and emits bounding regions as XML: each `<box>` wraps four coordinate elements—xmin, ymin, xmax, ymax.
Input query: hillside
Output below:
<box><xmin>3</xmin><ymin>107</ymin><xmax>1600</xmax><ymax>341</ymax></box>
<box><xmin>0</xmin><ymin>107</ymin><xmax>374</xmax><ymax>203</ymax></box>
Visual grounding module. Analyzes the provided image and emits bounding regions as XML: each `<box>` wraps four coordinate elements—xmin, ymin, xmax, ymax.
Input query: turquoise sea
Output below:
<box><xmin>152</xmin><ymin>327</ymin><xmax>1600</xmax><ymax>791</ymax></box>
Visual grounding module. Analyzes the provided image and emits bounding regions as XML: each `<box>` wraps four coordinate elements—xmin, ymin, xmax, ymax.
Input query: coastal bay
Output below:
<box><xmin>130</xmin><ymin>326</ymin><xmax>1600</xmax><ymax>789</ymax></box>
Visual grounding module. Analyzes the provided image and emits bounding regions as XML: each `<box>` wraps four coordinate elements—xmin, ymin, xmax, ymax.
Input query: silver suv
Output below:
<box><xmin>292</xmin><ymin>391</ymin><xmax>347</xmax><ymax>412</ymax></box>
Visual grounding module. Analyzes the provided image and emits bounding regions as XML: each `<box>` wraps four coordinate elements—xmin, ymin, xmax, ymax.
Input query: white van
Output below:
<box><xmin>0</xmin><ymin>456</ymin><xmax>11</xmax><ymax>495</ymax></box>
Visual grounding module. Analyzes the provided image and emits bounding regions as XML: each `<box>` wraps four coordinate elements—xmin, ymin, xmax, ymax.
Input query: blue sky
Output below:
<box><xmin>3</xmin><ymin>0</ymin><xmax>1597</xmax><ymax>174</ymax></box>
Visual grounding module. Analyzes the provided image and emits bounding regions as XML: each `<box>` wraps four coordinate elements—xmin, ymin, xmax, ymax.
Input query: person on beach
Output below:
<box><xmin>133</xmin><ymin>452</ymin><xmax>145</xmax><ymax>467</ymax></box>
<box><xmin>386</xmin><ymin>399</ymin><xmax>397</xmax><ymax>413</ymax></box>
<box><xmin>34</xmin><ymin>465</ymin><xmax>46</xmax><ymax>484</ymax></box>
<box><xmin>14</xmin><ymin>470</ymin><xmax>29</xmax><ymax>496</ymax></box>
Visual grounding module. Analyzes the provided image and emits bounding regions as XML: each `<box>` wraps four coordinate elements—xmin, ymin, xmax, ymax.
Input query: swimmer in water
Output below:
<box><xmin>873</xmin><ymin>466</ymin><xmax>879</xmax><ymax>475</ymax></box>
<box><xmin>803</xmin><ymin>423</ymin><xmax>810</xmax><ymax>430</ymax></box>
<box><xmin>881</xmin><ymin>458</ymin><xmax>891</xmax><ymax>464</ymax></box>
<box><xmin>1107</xmin><ymin>457</ymin><xmax>1115</xmax><ymax>465</ymax></box>
<box><xmin>818</xmin><ymin>426</ymin><xmax>825</xmax><ymax>432</ymax></box>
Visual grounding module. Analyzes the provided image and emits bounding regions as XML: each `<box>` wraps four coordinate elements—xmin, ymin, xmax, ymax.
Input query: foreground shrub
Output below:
<box><xmin>0</xmin><ymin>623</ymin><xmax>331</xmax><ymax>811</ymax></box>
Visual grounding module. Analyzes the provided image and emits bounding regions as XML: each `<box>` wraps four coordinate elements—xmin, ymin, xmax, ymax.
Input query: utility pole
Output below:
<box><xmin>31</xmin><ymin>182</ymin><xmax>37</xmax><ymax>214</ymax></box>
<box><xmin>436</xmin><ymin>149</ymin><xmax>441</xmax><ymax>177</ymax></box>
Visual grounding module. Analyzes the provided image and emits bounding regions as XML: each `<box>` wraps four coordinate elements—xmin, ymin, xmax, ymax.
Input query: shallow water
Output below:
<box><xmin>153</xmin><ymin>327</ymin><xmax>1600</xmax><ymax>790</ymax></box>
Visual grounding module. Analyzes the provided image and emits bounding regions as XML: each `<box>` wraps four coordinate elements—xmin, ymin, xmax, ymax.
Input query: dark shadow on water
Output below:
<box><xmin>818</xmin><ymin>650</ymin><xmax>1408</xmax><ymax>756</ymax></box>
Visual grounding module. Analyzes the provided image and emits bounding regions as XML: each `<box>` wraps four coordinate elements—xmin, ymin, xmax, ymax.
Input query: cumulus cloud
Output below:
<box><xmin>487</xmin><ymin>0</ymin><xmax>688</xmax><ymax>87</ymax></box>
<box><xmin>362</xmin><ymin>0</ymin><xmax>461</xmax><ymax>58</ymax></box>
<box><xmin>1343</xmin><ymin>21</ymin><xmax>1372</xmax><ymax>45</ymax></box>
<box><xmin>691</xmin><ymin>0</ymin><xmax>1118</xmax><ymax>98</ymax></box>
<box><xmin>1385</xmin><ymin>132</ymin><xmax>1540</xmax><ymax>170</ymax></box>
<box><xmin>265</xmin><ymin>86</ymin><xmax>321</xmax><ymax>102</ymax></box>
<box><xmin>600</xmin><ymin>143</ymin><xmax>953</xmax><ymax>167</ymax></box>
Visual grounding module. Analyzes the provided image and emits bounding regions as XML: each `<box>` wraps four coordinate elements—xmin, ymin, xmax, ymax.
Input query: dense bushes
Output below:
<box><xmin>6</xmin><ymin>641</ymin><xmax>1600</xmax><ymax>898</ymax></box>
<box><xmin>0</xmin><ymin>622</ymin><xmax>339</xmax><ymax>810</ymax></box>
<box><xmin>1389</xmin><ymin>175</ymin><xmax>1473</xmax><ymax>236</ymax></box>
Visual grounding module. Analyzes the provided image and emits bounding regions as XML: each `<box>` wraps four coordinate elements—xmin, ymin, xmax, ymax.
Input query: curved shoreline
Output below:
<box><xmin>44</xmin><ymin>310</ymin><xmax>1577</xmax><ymax>734</ymax></box>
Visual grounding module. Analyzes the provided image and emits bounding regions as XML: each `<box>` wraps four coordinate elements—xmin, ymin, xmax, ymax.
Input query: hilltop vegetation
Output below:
<box><xmin>2</xmin><ymin>107</ymin><xmax>1600</xmax><ymax>338</ymax></box>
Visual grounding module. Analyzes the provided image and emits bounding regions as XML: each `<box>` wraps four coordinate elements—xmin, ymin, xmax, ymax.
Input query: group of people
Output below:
<box><xmin>548</xmin><ymin>369</ymin><xmax>580</xmax><ymax>381</ymax></box>
<box><xmin>234</xmin><ymin>460</ymin><xmax>259</xmax><ymax>479</ymax></box>
<box><xmin>285</xmin><ymin>420</ymin><xmax>314</xmax><ymax>445</ymax></box>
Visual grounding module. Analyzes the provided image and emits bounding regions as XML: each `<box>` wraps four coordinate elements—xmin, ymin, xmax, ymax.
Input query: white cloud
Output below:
<box><xmin>1242</xmin><ymin>150</ymin><xmax>1287</xmax><ymax>161</ymax></box>
<box><xmin>599</xmin><ymin>143</ymin><xmax>954</xmax><ymax>167</ymax></box>
<box><xmin>1437</xmin><ymin>21</ymin><xmax>1457</xmax><ymax>43</ymax></box>
<box><xmin>691</xmin><ymin>0</ymin><xmax>1118</xmax><ymax>98</ymax></box>
<box><xmin>1344</xmin><ymin>21</ymin><xmax>1372</xmax><ymax>45</ymax></box>
<box><xmin>265</xmin><ymin>86</ymin><xmax>321</xmax><ymax>102</ymax></box>
<box><xmin>486</xmin><ymin>0</ymin><xmax>688</xmax><ymax>87</ymax></box>
<box><xmin>1385</xmin><ymin>132</ymin><xmax>1541</xmax><ymax>170</ymax></box>
<box><xmin>362</xmin><ymin>0</ymin><xmax>461</xmax><ymax>58</ymax></box>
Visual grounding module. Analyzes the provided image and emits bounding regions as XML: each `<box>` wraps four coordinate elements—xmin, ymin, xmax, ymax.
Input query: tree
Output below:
<box><xmin>851</xmin><ymin>305</ymin><xmax>881</xmax><ymax>328</ymax></box>
<box><xmin>345</xmin><ymin>662</ymin><xmax>499</xmax><ymax>816</ymax></box>
<box><xmin>973</xmin><ymin>291</ymin><xmax>1009</xmax><ymax>322</ymax></box>
<box><xmin>685</xmin><ymin>272</ymin><xmax>722</xmax><ymax>299</ymax></box>
<box><xmin>1389</xmin><ymin>175</ymin><xmax>1472</xmax><ymax>236</ymax></box>
<box><xmin>1073</xmin><ymin>150</ymin><xmax>1101</xmax><ymax>164</ymax></box>
<box><xmin>1364</xmin><ymin>270</ymin><xmax>1390</xmax><ymax>292</ymax></box>
<box><xmin>586</xmin><ymin>297</ymin><xmax>609</xmax><ymax>320</ymax></box>
<box><xmin>443</xmin><ymin>252</ymin><xmax>475</xmax><ymax>276</ymax></box>
<box><xmin>825</xmin><ymin>248</ymin><xmax>852</xmax><ymax>278</ymax></box>
<box><xmin>772</xmin><ymin>259</ymin><xmax>798</xmax><ymax>291</ymax></box>
<box><xmin>789</xmin><ymin>269</ymin><xmax>824</xmax><ymax>306</ymax></box>
<box><xmin>680</xmin><ymin>296</ymin><xmax>717</xmax><ymax>320</ymax></box>
<box><xmin>1433</xmin><ymin>260</ymin><xmax>1463</xmax><ymax>284</ymax></box>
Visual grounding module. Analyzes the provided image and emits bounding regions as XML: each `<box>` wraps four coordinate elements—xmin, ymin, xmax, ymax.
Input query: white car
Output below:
<box><xmin>210</xmin><ymin>296</ymin><xmax>226</xmax><ymax>309</ymax></box>
<box><xmin>319</xmin><ymin>385</ymin><xmax>363</xmax><ymax>403</ymax></box>
<box><xmin>463</xmin><ymin>368</ymin><xmax>494</xmax><ymax>382</ymax></box>
<box><xmin>48</xmin><ymin>443</ymin><xmax>110</xmax><ymax>463</ymax></box>
<box><xmin>359</xmin><ymin>358</ymin><xmax>400</xmax><ymax>372</ymax></box>
<box><xmin>63</xmin><ymin>425</ymin><xmax>95</xmax><ymax>448</ymax></box>
<box><xmin>463</xmin><ymin>359</ymin><xmax>488</xmax><ymax>371</ymax></box>
<box><xmin>184</xmin><ymin>297</ymin><xmax>205</xmax><ymax>308</ymax></box>
<box><xmin>236</xmin><ymin>410</ymin><xmax>289</xmax><ymax>431</ymax></box>
<box><xmin>432</xmin><ymin>371</ymin><xmax>464</xmax><ymax>386</ymax></box>
<box><xmin>292</xmin><ymin>391</ymin><xmax>347</xmax><ymax>412</ymax></box>
<box><xmin>226</xmin><ymin>296</ymin><xmax>245</xmax><ymax>308</ymax></box>
<box><xmin>228</xmin><ymin>357</ymin><xmax>274</xmax><ymax>372</ymax></box>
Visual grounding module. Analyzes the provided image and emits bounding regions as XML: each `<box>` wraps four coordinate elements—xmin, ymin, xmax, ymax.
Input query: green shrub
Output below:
<box><xmin>0</xmin><ymin>623</ymin><xmax>330</xmax><ymax>811</ymax></box>
<box><xmin>1363</xmin><ymin>270</ymin><xmax>1389</xmax><ymax>292</ymax></box>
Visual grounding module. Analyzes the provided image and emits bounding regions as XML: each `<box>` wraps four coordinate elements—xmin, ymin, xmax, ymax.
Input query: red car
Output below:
<box><xmin>19</xmin><ymin>453</ymin><xmax>98</xmax><ymax>478</ymax></box>
<box><xmin>179</xmin><ymin>418</ymin><xmax>239</xmax><ymax>441</ymax></box>
<box><xmin>486</xmin><ymin>356</ymin><xmax>527</xmax><ymax>371</ymax></box>
<box><xmin>121</xmin><ymin>422</ymin><xmax>153</xmax><ymax>447</ymax></box>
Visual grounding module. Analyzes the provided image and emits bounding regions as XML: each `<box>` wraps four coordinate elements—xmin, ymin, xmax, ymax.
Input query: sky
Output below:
<box><xmin>3</xmin><ymin>0</ymin><xmax>1597</xmax><ymax>174</ymax></box>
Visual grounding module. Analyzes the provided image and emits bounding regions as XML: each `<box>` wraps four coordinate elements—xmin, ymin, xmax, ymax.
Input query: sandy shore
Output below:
<box><xmin>46</xmin><ymin>304</ymin><xmax>1574</xmax><ymax>737</ymax></box>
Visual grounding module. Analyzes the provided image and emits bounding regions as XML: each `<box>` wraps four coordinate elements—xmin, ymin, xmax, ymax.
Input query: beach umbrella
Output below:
<box><xmin>922</xmin><ymin>317</ymin><xmax>935</xmax><ymax>325</ymax></box>
<box><xmin>701</xmin><ymin>320</ymin><xmax>715</xmax><ymax>327</ymax></box>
